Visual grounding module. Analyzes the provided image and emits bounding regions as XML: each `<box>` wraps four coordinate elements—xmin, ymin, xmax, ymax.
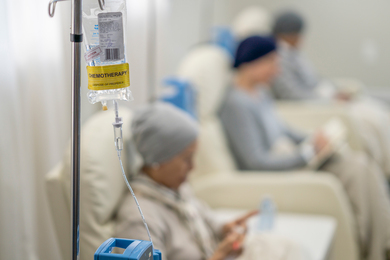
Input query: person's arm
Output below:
<box><xmin>179</xmin><ymin>183</ymin><xmax>225</xmax><ymax>239</ymax></box>
<box><xmin>196</xmin><ymin>200</ymin><xmax>225</xmax><ymax>239</ymax></box>
<box><xmin>283</xmin><ymin>124</ymin><xmax>307</xmax><ymax>144</ymax></box>
<box><xmin>272</xmin><ymin>74</ymin><xmax>319</xmax><ymax>100</ymax></box>
<box><xmin>209</xmin><ymin>232</ymin><xmax>245</xmax><ymax>260</ymax></box>
<box><xmin>272</xmin><ymin>57</ymin><xmax>319</xmax><ymax>100</ymax></box>
<box><xmin>268</xmin><ymin>95</ymin><xmax>316</xmax><ymax>163</ymax></box>
<box><xmin>220</xmin><ymin>99</ymin><xmax>307</xmax><ymax>171</ymax></box>
<box><xmin>209</xmin><ymin>211</ymin><xmax>258</xmax><ymax>260</ymax></box>
<box><xmin>221</xmin><ymin>211</ymin><xmax>258</xmax><ymax>237</ymax></box>
<box><xmin>266</xmin><ymin>94</ymin><xmax>308</xmax><ymax>144</ymax></box>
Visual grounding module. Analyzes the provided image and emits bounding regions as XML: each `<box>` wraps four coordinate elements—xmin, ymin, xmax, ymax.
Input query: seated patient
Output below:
<box><xmin>270</xmin><ymin>11</ymin><xmax>322</xmax><ymax>100</ymax></box>
<box><xmin>218</xmin><ymin>36</ymin><xmax>390</xmax><ymax>260</ymax></box>
<box><xmin>116</xmin><ymin>103</ymin><xmax>255</xmax><ymax>260</ymax></box>
<box><xmin>270</xmin><ymin>11</ymin><xmax>390</xmax><ymax>176</ymax></box>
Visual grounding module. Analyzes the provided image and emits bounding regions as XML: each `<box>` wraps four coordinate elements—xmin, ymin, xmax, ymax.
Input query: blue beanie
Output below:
<box><xmin>233</xmin><ymin>36</ymin><xmax>277</xmax><ymax>68</ymax></box>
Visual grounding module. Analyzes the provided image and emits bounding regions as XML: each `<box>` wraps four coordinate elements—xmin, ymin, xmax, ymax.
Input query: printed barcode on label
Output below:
<box><xmin>105</xmin><ymin>48</ymin><xmax>120</xmax><ymax>60</ymax></box>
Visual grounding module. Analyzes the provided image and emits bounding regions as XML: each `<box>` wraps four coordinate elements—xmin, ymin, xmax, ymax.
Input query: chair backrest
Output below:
<box><xmin>232</xmin><ymin>6</ymin><xmax>271</xmax><ymax>40</ymax></box>
<box><xmin>177</xmin><ymin>45</ymin><xmax>237</xmax><ymax>179</ymax></box>
<box><xmin>211</xmin><ymin>26</ymin><xmax>236</xmax><ymax>57</ymax></box>
<box><xmin>160</xmin><ymin>77</ymin><xmax>197</xmax><ymax>119</ymax></box>
<box><xmin>46</xmin><ymin>107</ymin><xmax>136</xmax><ymax>260</ymax></box>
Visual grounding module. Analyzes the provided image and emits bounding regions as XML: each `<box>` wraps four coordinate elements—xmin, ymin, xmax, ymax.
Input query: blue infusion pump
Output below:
<box><xmin>95</xmin><ymin>238</ymin><xmax>161</xmax><ymax>260</ymax></box>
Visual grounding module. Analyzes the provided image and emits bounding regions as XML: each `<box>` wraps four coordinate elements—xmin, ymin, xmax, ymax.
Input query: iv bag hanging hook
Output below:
<box><xmin>48</xmin><ymin>0</ymin><xmax>56</xmax><ymax>17</ymax></box>
<box><xmin>48</xmin><ymin>0</ymin><xmax>68</xmax><ymax>17</ymax></box>
<box><xmin>48</xmin><ymin>0</ymin><xmax>104</xmax><ymax>17</ymax></box>
<box><xmin>98</xmin><ymin>0</ymin><xmax>105</xmax><ymax>10</ymax></box>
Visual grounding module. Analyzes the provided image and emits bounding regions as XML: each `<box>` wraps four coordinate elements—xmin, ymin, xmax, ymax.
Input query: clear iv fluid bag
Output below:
<box><xmin>82</xmin><ymin>0</ymin><xmax>132</xmax><ymax>108</ymax></box>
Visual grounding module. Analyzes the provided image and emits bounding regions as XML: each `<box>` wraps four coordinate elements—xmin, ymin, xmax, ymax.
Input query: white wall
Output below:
<box><xmin>213</xmin><ymin>0</ymin><xmax>390</xmax><ymax>88</ymax></box>
<box><xmin>154</xmin><ymin>0</ymin><xmax>212</xmax><ymax>99</ymax></box>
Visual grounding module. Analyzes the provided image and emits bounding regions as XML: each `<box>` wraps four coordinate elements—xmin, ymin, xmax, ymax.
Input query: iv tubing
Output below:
<box><xmin>113</xmin><ymin>101</ymin><xmax>154</xmax><ymax>247</ymax></box>
<box><xmin>116</xmin><ymin>151</ymin><xmax>154</xmax><ymax>246</ymax></box>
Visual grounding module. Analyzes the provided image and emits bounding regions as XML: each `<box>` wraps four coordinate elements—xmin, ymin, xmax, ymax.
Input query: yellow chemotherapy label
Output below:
<box><xmin>87</xmin><ymin>63</ymin><xmax>130</xmax><ymax>90</ymax></box>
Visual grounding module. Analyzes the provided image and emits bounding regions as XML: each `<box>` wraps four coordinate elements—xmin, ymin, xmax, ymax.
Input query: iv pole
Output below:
<box><xmin>48</xmin><ymin>1</ymin><xmax>160</xmax><ymax>260</ymax></box>
<box><xmin>48</xmin><ymin>0</ymin><xmax>85</xmax><ymax>259</ymax></box>
<box><xmin>70</xmin><ymin>0</ymin><xmax>83</xmax><ymax>259</ymax></box>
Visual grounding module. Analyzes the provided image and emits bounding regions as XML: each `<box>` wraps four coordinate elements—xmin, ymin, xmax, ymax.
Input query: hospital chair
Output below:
<box><xmin>176</xmin><ymin>45</ymin><xmax>359</xmax><ymax>260</ymax></box>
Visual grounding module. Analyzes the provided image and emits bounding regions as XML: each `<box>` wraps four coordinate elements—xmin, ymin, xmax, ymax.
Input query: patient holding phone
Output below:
<box><xmin>115</xmin><ymin>103</ymin><xmax>260</xmax><ymax>260</ymax></box>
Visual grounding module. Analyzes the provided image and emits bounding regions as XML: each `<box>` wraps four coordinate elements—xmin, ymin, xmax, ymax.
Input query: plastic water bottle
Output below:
<box><xmin>258</xmin><ymin>196</ymin><xmax>276</xmax><ymax>231</ymax></box>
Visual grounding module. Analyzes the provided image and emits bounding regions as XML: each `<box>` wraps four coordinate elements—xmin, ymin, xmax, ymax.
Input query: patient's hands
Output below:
<box><xmin>334</xmin><ymin>91</ymin><xmax>352</xmax><ymax>102</ymax></box>
<box><xmin>209</xmin><ymin>210</ymin><xmax>258</xmax><ymax>260</ymax></box>
<box><xmin>210</xmin><ymin>232</ymin><xmax>245</xmax><ymax>260</ymax></box>
<box><xmin>314</xmin><ymin>131</ymin><xmax>330</xmax><ymax>154</ymax></box>
<box><xmin>222</xmin><ymin>210</ymin><xmax>258</xmax><ymax>237</ymax></box>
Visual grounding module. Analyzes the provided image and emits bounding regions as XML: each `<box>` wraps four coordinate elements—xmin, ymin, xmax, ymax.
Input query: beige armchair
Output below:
<box><xmin>275</xmin><ymin>97</ymin><xmax>390</xmax><ymax>178</ymax></box>
<box><xmin>176</xmin><ymin>45</ymin><xmax>359</xmax><ymax>260</ymax></box>
<box><xmin>276</xmin><ymin>101</ymin><xmax>363</xmax><ymax>151</ymax></box>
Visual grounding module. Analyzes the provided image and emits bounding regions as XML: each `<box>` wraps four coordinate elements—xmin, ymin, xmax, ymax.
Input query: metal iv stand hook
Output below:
<box><xmin>48</xmin><ymin>0</ymin><xmax>105</xmax><ymax>18</ymax></box>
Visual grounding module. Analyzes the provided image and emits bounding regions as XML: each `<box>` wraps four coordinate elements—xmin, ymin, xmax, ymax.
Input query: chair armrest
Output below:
<box><xmin>191</xmin><ymin>171</ymin><xmax>359</xmax><ymax>260</ymax></box>
<box><xmin>276</xmin><ymin>101</ymin><xmax>363</xmax><ymax>151</ymax></box>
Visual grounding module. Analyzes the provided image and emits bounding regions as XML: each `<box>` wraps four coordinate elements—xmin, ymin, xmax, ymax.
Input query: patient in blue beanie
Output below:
<box><xmin>218</xmin><ymin>35</ymin><xmax>390</xmax><ymax>260</ymax></box>
<box><xmin>233</xmin><ymin>36</ymin><xmax>277</xmax><ymax>69</ymax></box>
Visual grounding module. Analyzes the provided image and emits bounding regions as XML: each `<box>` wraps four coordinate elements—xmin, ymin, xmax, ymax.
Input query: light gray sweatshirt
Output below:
<box><xmin>271</xmin><ymin>42</ymin><xmax>320</xmax><ymax>100</ymax></box>
<box><xmin>219</xmin><ymin>87</ymin><xmax>308</xmax><ymax>171</ymax></box>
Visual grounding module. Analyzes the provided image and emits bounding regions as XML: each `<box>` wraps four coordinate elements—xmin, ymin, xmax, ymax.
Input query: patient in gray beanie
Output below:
<box><xmin>132</xmin><ymin>102</ymin><xmax>198</xmax><ymax>167</ymax></box>
<box><xmin>116</xmin><ymin>101</ymin><xmax>255</xmax><ymax>260</ymax></box>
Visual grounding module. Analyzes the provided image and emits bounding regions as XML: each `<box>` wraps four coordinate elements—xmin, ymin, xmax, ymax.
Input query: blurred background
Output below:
<box><xmin>2</xmin><ymin>0</ymin><xmax>390</xmax><ymax>259</ymax></box>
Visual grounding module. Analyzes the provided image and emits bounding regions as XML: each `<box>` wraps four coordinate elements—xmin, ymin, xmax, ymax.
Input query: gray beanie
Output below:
<box><xmin>132</xmin><ymin>102</ymin><xmax>199</xmax><ymax>166</ymax></box>
<box><xmin>272</xmin><ymin>11</ymin><xmax>305</xmax><ymax>35</ymax></box>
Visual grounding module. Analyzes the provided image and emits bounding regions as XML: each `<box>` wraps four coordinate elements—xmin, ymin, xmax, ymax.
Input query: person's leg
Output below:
<box><xmin>363</xmin><ymin>154</ymin><xmax>390</xmax><ymax>260</ymax></box>
<box><xmin>322</xmin><ymin>148</ymin><xmax>370</xmax><ymax>255</ymax></box>
<box><xmin>348</xmin><ymin>98</ymin><xmax>390</xmax><ymax>177</ymax></box>
<box><xmin>322</xmin><ymin>146</ymin><xmax>390</xmax><ymax>260</ymax></box>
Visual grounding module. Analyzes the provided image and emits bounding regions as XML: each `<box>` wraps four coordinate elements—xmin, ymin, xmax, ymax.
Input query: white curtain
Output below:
<box><xmin>0</xmin><ymin>0</ymin><xmax>72</xmax><ymax>259</ymax></box>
